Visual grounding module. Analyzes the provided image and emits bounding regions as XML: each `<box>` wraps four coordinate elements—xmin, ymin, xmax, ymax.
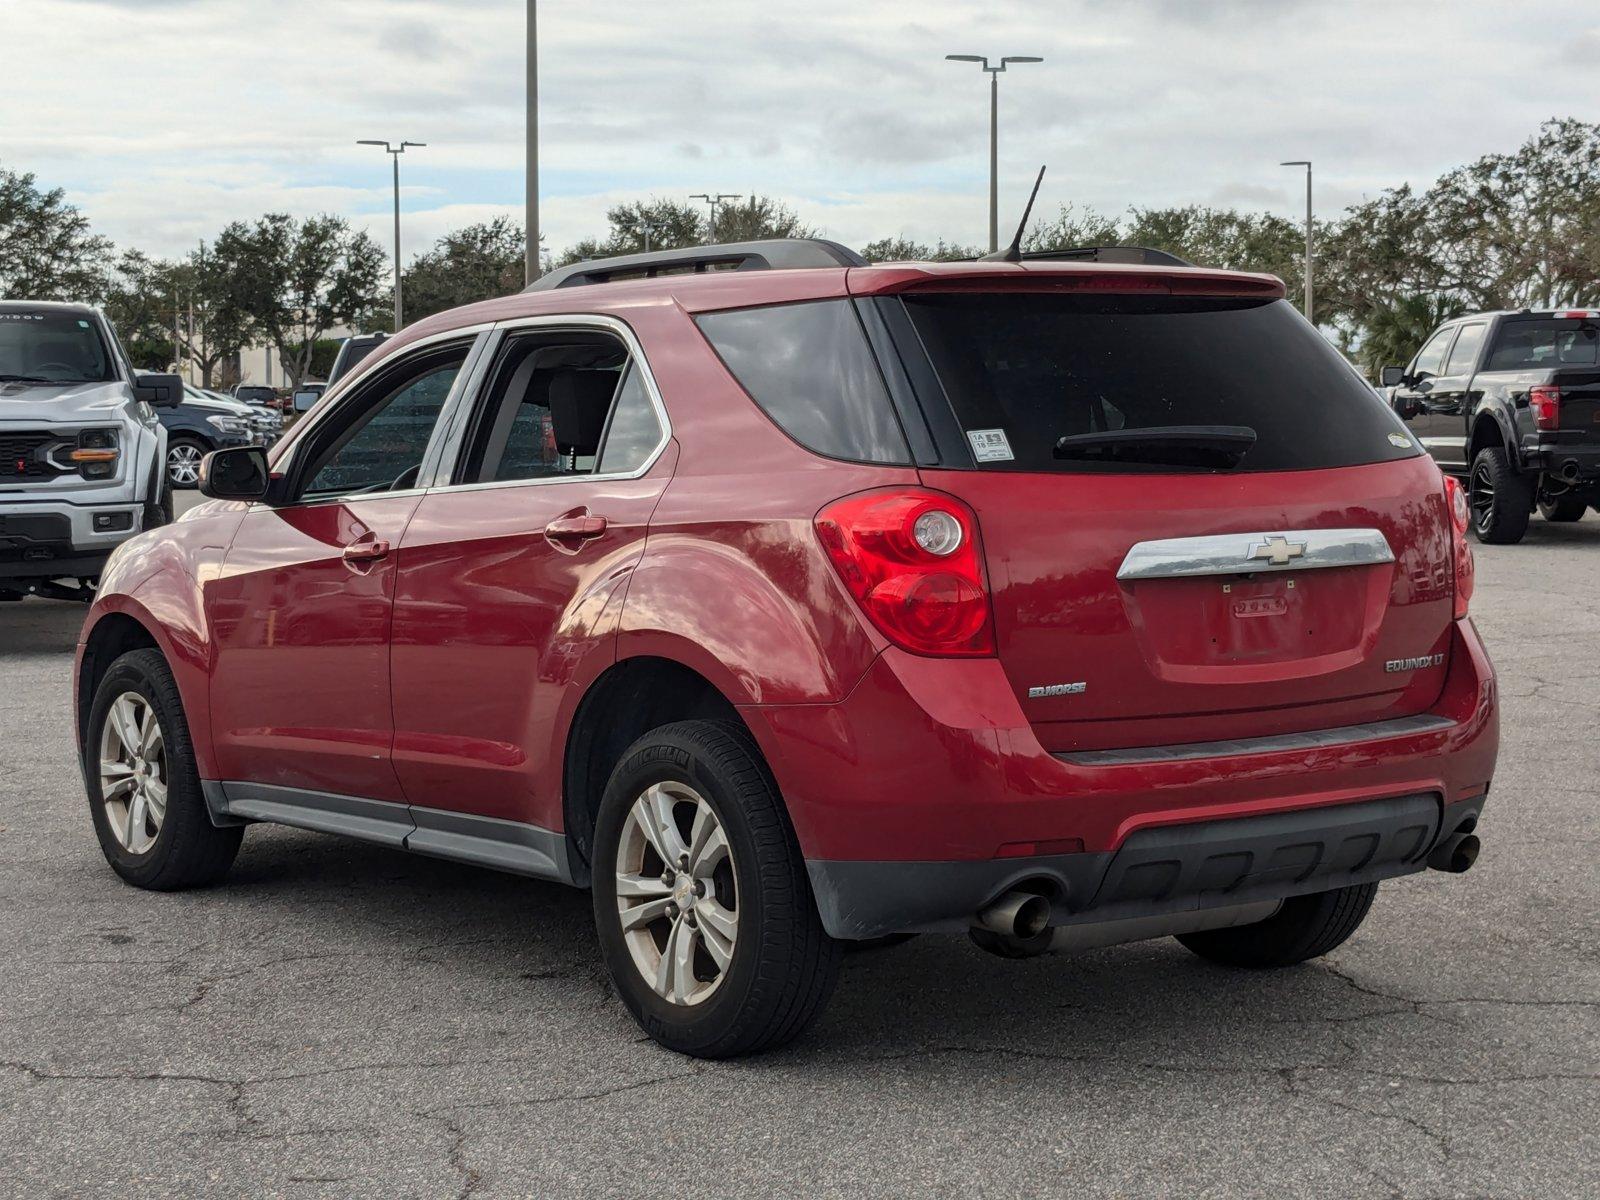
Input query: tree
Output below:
<box><xmin>223</xmin><ymin>213</ymin><xmax>387</xmax><ymax>387</ymax></box>
<box><xmin>0</xmin><ymin>163</ymin><xmax>114</xmax><ymax>301</ymax></box>
<box><xmin>401</xmin><ymin>216</ymin><xmax>527</xmax><ymax>323</ymax></box>
<box><xmin>558</xmin><ymin>198</ymin><xmax>704</xmax><ymax>265</ymax></box>
<box><xmin>101</xmin><ymin>250</ymin><xmax>179</xmax><ymax>371</ymax></box>
<box><xmin>859</xmin><ymin>237</ymin><xmax>980</xmax><ymax>262</ymax></box>
<box><xmin>710</xmin><ymin>196</ymin><xmax>815</xmax><ymax>243</ymax></box>
<box><xmin>1023</xmin><ymin>203</ymin><xmax>1121</xmax><ymax>252</ymax></box>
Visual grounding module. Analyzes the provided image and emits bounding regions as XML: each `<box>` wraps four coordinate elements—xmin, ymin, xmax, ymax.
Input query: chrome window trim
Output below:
<box><xmin>1115</xmin><ymin>527</ymin><xmax>1395</xmax><ymax>581</ymax></box>
<box><xmin>421</xmin><ymin>312</ymin><xmax>674</xmax><ymax>497</ymax></box>
<box><xmin>250</xmin><ymin>327</ymin><xmax>492</xmax><ymax>513</ymax></box>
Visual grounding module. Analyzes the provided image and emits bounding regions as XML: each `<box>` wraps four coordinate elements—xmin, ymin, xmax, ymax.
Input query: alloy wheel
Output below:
<box><xmin>1469</xmin><ymin>460</ymin><xmax>1496</xmax><ymax>535</ymax></box>
<box><xmin>98</xmin><ymin>692</ymin><xmax>167</xmax><ymax>855</ymax></box>
<box><xmin>167</xmin><ymin>443</ymin><xmax>202</xmax><ymax>486</ymax></box>
<box><xmin>615</xmin><ymin>782</ymin><xmax>738</xmax><ymax>1006</ymax></box>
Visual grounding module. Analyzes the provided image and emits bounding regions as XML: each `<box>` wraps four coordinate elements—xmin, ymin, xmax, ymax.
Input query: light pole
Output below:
<box><xmin>946</xmin><ymin>53</ymin><xmax>1042</xmax><ymax>253</ymax></box>
<box><xmin>526</xmin><ymin>0</ymin><xmax>539</xmax><ymax>284</ymax></box>
<box><xmin>358</xmin><ymin>139</ymin><xmax>426</xmax><ymax>330</ymax></box>
<box><xmin>1281</xmin><ymin>159</ymin><xmax>1313</xmax><ymax>323</ymax></box>
<box><xmin>639</xmin><ymin>219</ymin><xmax>663</xmax><ymax>253</ymax></box>
<box><xmin>690</xmin><ymin>193</ymin><xmax>741</xmax><ymax>245</ymax></box>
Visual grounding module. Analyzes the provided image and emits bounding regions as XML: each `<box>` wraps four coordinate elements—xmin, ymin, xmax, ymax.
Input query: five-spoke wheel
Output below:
<box><xmin>615</xmin><ymin>782</ymin><xmax>739</xmax><ymax>1007</ymax></box>
<box><xmin>98</xmin><ymin>692</ymin><xmax>168</xmax><ymax>855</ymax></box>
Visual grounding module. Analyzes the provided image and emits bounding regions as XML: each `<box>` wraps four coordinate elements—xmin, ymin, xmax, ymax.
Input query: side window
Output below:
<box><xmin>695</xmin><ymin>299</ymin><xmax>911</xmax><ymax>464</ymax></box>
<box><xmin>298</xmin><ymin>344</ymin><xmax>468</xmax><ymax>500</ymax></box>
<box><xmin>596</xmin><ymin>365</ymin><xmax>665</xmax><ymax>475</ymax></box>
<box><xmin>458</xmin><ymin>330</ymin><xmax>663</xmax><ymax>484</ymax></box>
<box><xmin>1410</xmin><ymin>327</ymin><xmax>1456</xmax><ymax>380</ymax></box>
<box><xmin>1444</xmin><ymin>324</ymin><xmax>1486</xmax><ymax>376</ymax></box>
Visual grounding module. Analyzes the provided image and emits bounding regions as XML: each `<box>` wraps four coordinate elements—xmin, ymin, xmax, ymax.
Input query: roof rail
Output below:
<box><xmin>525</xmin><ymin>238</ymin><xmax>867</xmax><ymax>291</ymax></box>
<box><xmin>1021</xmin><ymin>245</ymin><xmax>1195</xmax><ymax>268</ymax></box>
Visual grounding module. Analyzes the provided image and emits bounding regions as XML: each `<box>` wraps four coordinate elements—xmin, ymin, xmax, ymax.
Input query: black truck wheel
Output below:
<box><xmin>1537</xmin><ymin>493</ymin><xmax>1587</xmax><ymax>523</ymax></box>
<box><xmin>1468</xmin><ymin>447</ymin><xmax>1533</xmax><ymax>544</ymax></box>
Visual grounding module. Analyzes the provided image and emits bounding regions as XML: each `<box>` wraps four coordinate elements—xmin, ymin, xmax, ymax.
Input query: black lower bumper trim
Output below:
<box><xmin>807</xmin><ymin>792</ymin><xmax>1487</xmax><ymax>939</ymax></box>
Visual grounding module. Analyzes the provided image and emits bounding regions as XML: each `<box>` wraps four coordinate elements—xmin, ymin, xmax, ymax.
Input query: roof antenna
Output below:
<box><xmin>980</xmin><ymin>165</ymin><xmax>1046</xmax><ymax>263</ymax></box>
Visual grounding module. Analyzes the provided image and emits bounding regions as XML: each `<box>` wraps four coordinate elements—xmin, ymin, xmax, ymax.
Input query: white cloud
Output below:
<box><xmin>2</xmin><ymin>0</ymin><xmax>1596</xmax><ymax>264</ymax></box>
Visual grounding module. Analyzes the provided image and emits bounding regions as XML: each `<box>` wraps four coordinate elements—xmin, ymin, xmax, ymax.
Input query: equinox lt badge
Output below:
<box><xmin>1385</xmin><ymin>654</ymin><xmax>1445</xmax><ymax>673</ymax></box>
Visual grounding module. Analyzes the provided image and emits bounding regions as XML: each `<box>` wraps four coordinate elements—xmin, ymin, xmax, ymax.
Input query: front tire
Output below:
<box><xmin>591</xmin><ymin>720</ymin><xmax>840</xmax><ymax>1058</ymax></box>
<box><xmin>1175</xmin><ymin>883</ymin><xmax>1377</xmax><ymax>968</ymax></box>
<box><xmin>85</xmin><ymin>648</ymin><xmax>243</xmax><ymax>889</ymax></box>
<box><xmin>1468</xmin><ymin>447</ymin><xmax>1532</xmax><ymax>544</ymax></box>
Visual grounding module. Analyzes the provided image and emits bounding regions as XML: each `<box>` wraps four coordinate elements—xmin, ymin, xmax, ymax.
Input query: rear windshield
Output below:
<box><xmin>1484</xmin><ymin>318</ymin><xmax>1599</xmax><ymax>371</ymax></box>
<box><xmin>0</xmin><ymin>311</ymin><xmax>116</xmax><ymax>384</ymax></box>
<box><xmin>903</xmin><ymin>294</ymin><xmax>1418</xmax><ymax>473</ymax></box>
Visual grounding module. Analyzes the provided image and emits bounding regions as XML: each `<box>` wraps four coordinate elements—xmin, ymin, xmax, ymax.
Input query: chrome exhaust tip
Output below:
<box><xmin>975</xmin><ymin>890</ymin><xmax>1052</xmax><ymax>939</ymax></box>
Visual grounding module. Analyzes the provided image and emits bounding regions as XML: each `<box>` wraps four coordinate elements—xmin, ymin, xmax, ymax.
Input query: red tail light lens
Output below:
<box><xmin>1443</xmin><ymin>475</ymin><xmax>1474</xmax><ymax>619</ymax></box>
<box><xmin>815</xmin><ymin>488</ymin><xmax>994</xmax><ymax>656</ymax></box>
<box><xmin>1530</xmin><ymin>385</ymin><xmax>1561</xmax><ymax>431</ymax></box>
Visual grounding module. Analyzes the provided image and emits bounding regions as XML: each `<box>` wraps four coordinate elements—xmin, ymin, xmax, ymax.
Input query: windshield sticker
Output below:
<box><xmin>966</xmin><ymin>428</ymin><xmax>1014</xmax><ymax>463</ymax></box>
<box><xmin>1387</xmin><ymin>432</ymin><xmax>1413</xmax><ymax>448</ymax></box>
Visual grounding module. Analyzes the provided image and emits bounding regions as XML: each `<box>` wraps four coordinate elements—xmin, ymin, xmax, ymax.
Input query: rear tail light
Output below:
<box><xmin>1530</xmin><ymin>385</ymin><xmax>1561</xmax><ymax>431</ymax></box>
<box><xmin>815</xmin><ymin>488</ymin><xmax>994</xmax><ymax>656</ymax></box>
<box><xmin>1443</xmin><ymin>475</ymin><xmax>1474</xmax><ymax>620</ymax></box>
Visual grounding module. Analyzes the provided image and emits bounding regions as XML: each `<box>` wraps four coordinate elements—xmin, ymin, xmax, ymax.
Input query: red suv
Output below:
<box><xmin>74</xmin><ymin>240</ymin><xmax>1498</xmax><ymax>1057</ymax></box>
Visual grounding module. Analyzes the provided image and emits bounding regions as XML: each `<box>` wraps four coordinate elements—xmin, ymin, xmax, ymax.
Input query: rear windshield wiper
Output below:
<box><xmin>1053</xmin><ymin>424</ymin><xmax>1257</xmax><ymax>469</ymax></box>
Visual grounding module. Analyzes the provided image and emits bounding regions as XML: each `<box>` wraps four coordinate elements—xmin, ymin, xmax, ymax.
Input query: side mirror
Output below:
<box><xmin>134</xmin><ymin>372</ymin><xmax>184</xmax><ymax>408</ymax></box>
<box><xmin>1379</xmin><ymin>365</ymin><xmax>1406</xmax><ymax>388</ymax></box>
<box><xmin>292</xmin><ymin>390</ymin><xmax>320</xmax><ymax>413</ymax></box>
<box><xmin>199</xmin><ymin>446</ymin><xmax>270</xmax><ymax>501</ymax></box>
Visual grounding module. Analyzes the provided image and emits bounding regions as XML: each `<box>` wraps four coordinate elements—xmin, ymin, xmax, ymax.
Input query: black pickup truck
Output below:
<box><xmin>1384</xmin><ymin>309</ymin><xmax>1600</xmax><ymax>543</ymax></box>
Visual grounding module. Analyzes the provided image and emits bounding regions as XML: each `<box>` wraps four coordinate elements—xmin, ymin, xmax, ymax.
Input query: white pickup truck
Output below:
<box><xmin>0</xmin><ymin>301</ymin><xmax>181</xmax><ymax>601</ymax></box>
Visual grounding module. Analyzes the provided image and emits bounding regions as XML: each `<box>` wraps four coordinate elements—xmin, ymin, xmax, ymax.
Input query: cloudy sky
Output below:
<box><xmin>3</xmin><ymin>0</ymin><xmax>1597</xmax><ymax>265</ymax></box>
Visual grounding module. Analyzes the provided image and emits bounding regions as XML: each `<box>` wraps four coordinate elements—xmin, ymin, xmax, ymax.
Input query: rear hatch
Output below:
<box><xmin>1486</xmin><ymin>315</ymin><xmax>1600</xmax><ymax>441</ymax></box>
<box><xmin>880</xmin><ymin>284</ymin><xmax>1457</xmax><ymax>753</ymax></box>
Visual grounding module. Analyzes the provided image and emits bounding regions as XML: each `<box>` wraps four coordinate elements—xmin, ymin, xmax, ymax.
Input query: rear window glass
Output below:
<box><xmin>1484</xmin><ymin>319</ymin><xmax>1599</xmax><ymax>370</ymax></box>
<box><xmin>695</xmin><ymin>299</ymin><xmax>910</xmax><ymax>464</ymax></box>
<box><xmin>902</xmin><ymin>294</ymin><xmax>1418</xmax><ymax>474</ymax></box>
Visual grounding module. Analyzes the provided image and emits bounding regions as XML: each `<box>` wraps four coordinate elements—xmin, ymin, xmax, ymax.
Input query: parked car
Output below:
<box><xmin>156</xmin><ymin>386</ymin><xmax>259</xmax><ymax>488</ymax></box>
<box><xmin>325</xmin><ymin>333</ymin><xmax>388</xmax><ymax>386</ymax></box>
<box><xmin>0</xmin><ymin>301</ymin><xmax>179</xmax><ymax>601</ymax></box>
<box><xmin>74</xmin><ymin>240</ymin><xmax>1498</xmax><ymax>1057</ymax></box>
<box><xmin>232</xmin><ymin>384</ymin><xmax>278</xmax><ymax>408</ymax></box>
<box><xmin>1384</xmin><ymin>308</ymin><xmax>1600</xmax><ymax>542</ymax></box>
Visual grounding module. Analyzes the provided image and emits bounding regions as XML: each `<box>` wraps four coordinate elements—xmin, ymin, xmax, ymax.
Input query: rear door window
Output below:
<box><xmin>695</xmin><ymin>299</ymin><xmax>910</xmax><ymax>464</ymax></box>
<box><xmin>1444</xmin><ymin>323</ymin><xmax>1486</xmax><ymax>375</ymax></box>
<box><xmin>899</xmin><ymin>293</ymin><xmax>1418</xmax><ymax>474</ymax></box>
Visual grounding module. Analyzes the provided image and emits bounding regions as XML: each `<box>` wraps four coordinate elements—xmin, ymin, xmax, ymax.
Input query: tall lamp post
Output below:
<box><xmin>690</xmin><ymin>192</ymin><xmax>741</xmax><ymax>245</ymax></box>
<box><xmin>526</xmin><ymin>0</ymin><xmax>539</xmax><ymax>284</ymax></box>
<box><xmin>358</xmin><ymin>139</ymin><xmax>426</xmax><ymax>330</ymax></box>
<box><xmin>946</xmin><ymin>53</ymin><xmax>1042</xmax><ymax>253</ymax></box>
<box><xmin>1281</xmin><ymin>159</ymin><xmax>1313</xmax><ymax>323</ymax></box>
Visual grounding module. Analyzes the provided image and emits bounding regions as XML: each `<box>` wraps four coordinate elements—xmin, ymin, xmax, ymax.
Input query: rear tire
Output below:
<box><xmin>1468</xmin><ymin>447</ymin><xmax>1532</xmax><ymax>544</ymax></box>
<box><xmin>1175</xmin><ymin>883</ymin><xmax>1377</xmax><ymax>968</ymax></box>
<box><xmin>84</xmin><ymin>648</ymin><xmax>243</xmax><ymax>890</ymax></box>
<box><xmin>591</xmin><ymin>720</ymin><xmax>841</xmax><ymax>1058</ymax></box>
<box><xmin>1537</xmin><ymin>493</ymin><xmax>1587</xmax><ymax>522</ymax></box>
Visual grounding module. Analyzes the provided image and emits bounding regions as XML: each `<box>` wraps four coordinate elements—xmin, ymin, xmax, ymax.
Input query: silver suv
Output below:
<box><xmin>0</xmin><ymin>301</ymin><xmax>181</xmax><ymax>600</ymax></box>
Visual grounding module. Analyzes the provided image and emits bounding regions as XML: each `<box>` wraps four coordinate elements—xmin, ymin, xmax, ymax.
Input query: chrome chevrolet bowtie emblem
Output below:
<box><xmin>1249</xmin><ymin>535</ymin><xmax>1307</xmax><ymax>566</ymax></box>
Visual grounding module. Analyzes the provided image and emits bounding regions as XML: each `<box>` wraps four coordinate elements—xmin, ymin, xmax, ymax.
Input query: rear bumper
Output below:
<box><xmin>809</xmin><ymin>792</ymin><xmax>1485</xmax><ymax>938</ymax></box>
<box><xmin>744</xmin><ymin>618</ymin><xmax>1497</xmax><ymax>939</ymax></box>
<box><xmin>1522</xmin><ymin>438</ymin><xmax>1600</xmax><ymax>482</ymax></box>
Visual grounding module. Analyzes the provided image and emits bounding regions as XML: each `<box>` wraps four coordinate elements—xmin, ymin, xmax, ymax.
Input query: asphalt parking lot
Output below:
<box><xmin>1</xmin><ymin>508</ymin><xmax>1596</xmax><ymax>1199</ymax></box>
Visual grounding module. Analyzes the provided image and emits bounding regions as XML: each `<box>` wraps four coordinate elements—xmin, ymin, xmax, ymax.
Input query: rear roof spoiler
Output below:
<box><xmin>524</xmin><ymin>238</ymin><xmax>868</xmax><ymax>291</ymax></box>
<box><xmin>1020</xmin><ymin>246</ymin><xmax>1195</xmax><ymax>267</ymax></box>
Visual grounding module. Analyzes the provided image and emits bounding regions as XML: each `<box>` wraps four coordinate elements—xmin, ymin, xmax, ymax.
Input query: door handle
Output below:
<box><xmin>342</xmin><ymin>538</ymin><xmax>391</xmax><ymax>563</ymax></box>
<box><xmin>544</xmin><ymin>515</ymin><xmax>607</xmax><ymax>541</ymax></box>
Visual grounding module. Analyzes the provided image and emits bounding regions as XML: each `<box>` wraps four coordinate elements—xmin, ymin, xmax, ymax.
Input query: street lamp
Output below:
<box><xmin>526</xmin><ymin>0</ymin><xmax>539</xmax><ymax>284</ymax></box>
<box><xmin>690</xmin><ymin>193</ymin><xmax>742</xmax><ymax>245</ymax></box>
<box><xmin>1281</xmin><ymin>160</ymin><xmax>1313</xmax><ymax>323</ymax></box>
<box><xmin>946</xmin><ymin>53</ymin><xmax>1043</xmax><ymax>253</ymax></box>
<box><xmin>358</xmin><ymin>139</ymin><xmax>426</xmax><ymax>330</ymax></box>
